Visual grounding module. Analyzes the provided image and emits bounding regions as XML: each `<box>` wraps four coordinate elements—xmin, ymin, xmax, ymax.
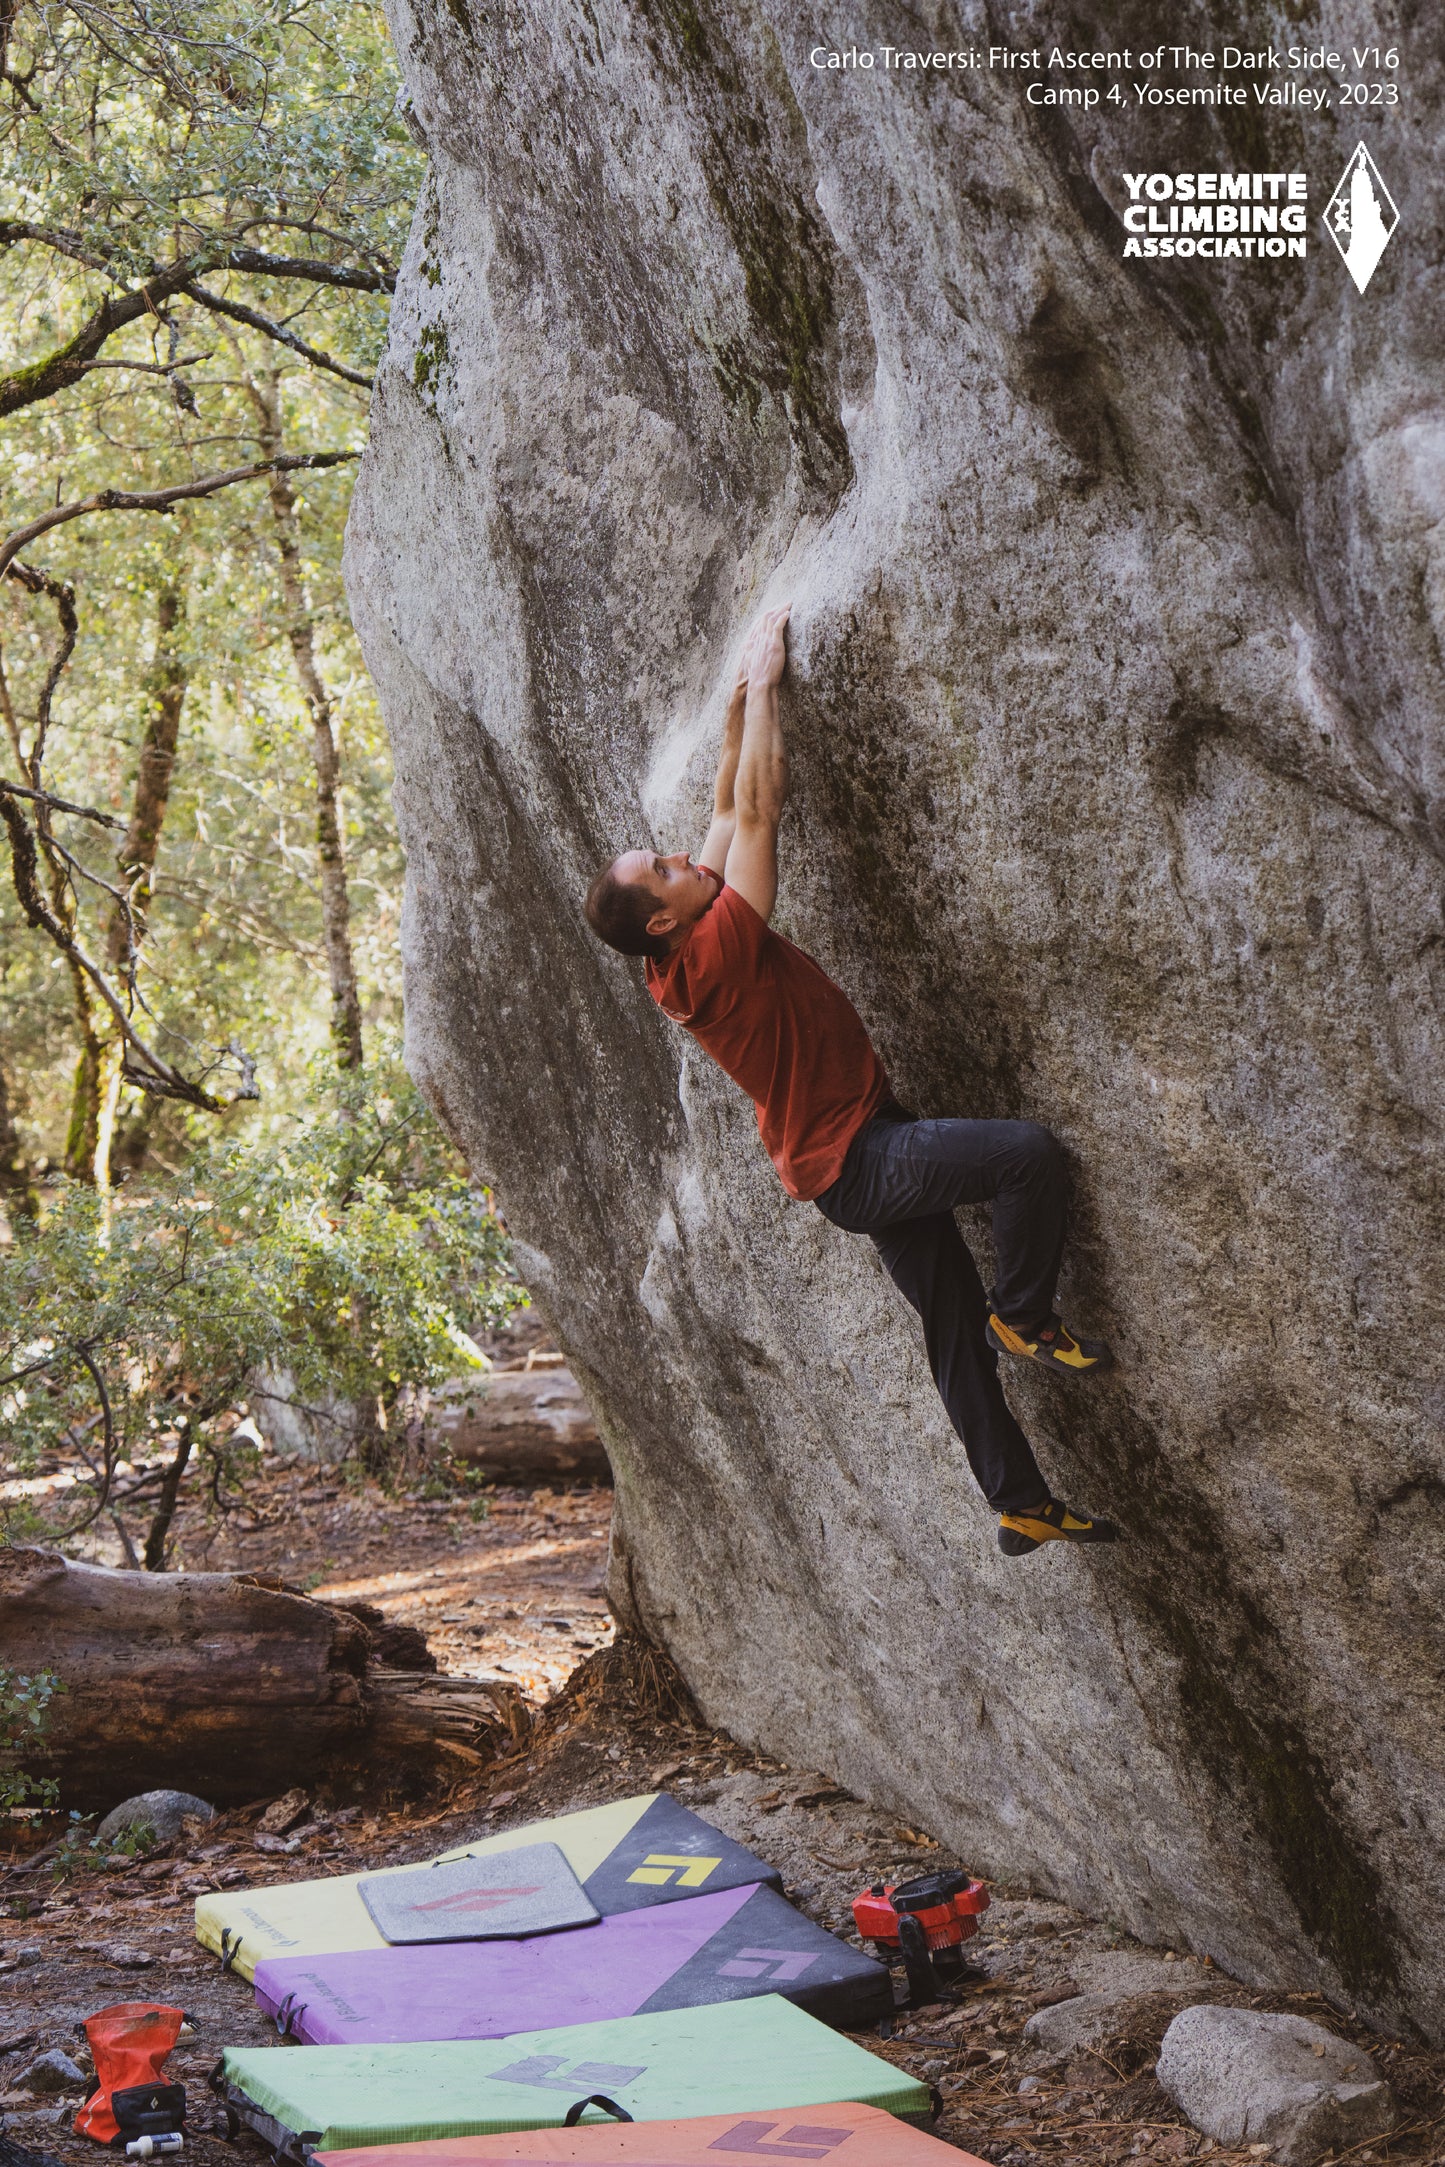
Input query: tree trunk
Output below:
<box><xmin>141</xmin><ymin>1426</ymin><xmax>194</xmax><ymax>1571</ymax></box>
<box><xmin>105</xmin><ymin>583</ymin><xmax>188</xmax><ymax>975</ymax></box>
<box><xmin>0</xmin><ymin>1050</ymin><xmax>35</xmax><ymax>1222</ymax></box>
<box><xmin>0</xmin><ymin>565</ymin><xmax>101</xmax><ymax>1183</ymax></box>
<box><xmin>247</xmin><ymin>371</ymin><xmax>363</xmax><ymax>1070</ymax></box>
<box><xmin>0</xmin><ymin>1547</ymin><xmax>527</xmax><ymax>1812</ymax></box>
<box><xmin>86</xmin><ymin>578</ymin><xmax>191</xmax><ymax>1190</ymax></box>
<box><xmin>60</xmin><ymin>967</ymin><xmax>102</xmax><ymax>1183</ymax></box>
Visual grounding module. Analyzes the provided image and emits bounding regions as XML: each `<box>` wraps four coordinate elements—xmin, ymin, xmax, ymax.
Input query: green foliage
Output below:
<box><xmin>0</xmin><ymin>13</ymin><xmax>523</xmax><ymax>1553</ymax></box>
<box><xmin>48</xmin><ymin>1810</ymin><xmax>99</xmax><ymax>1880</ymax></box>
<box><xmin>0</xmin><ymin>1665</ymin><xmax>62</xmax><ymax>1813</ymax></box>
<box><xmin>0</xmin><ymin>1055</ymin><xmax>523</xmax><ymax>1529</ymax></box>
<box><xmin>1</xmin><ymin>1</ymin><xmax>419</xmax><ymax>370</ymax></box>
<box><xmin>0</xmin><ymin>1</ymin><xmax>424</xmax><ymax>1168</ymax></box>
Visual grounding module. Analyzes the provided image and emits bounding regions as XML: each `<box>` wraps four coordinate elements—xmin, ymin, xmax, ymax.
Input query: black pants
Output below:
<box><xmin>813</xmin><ymin>1106</ymin><xmax>1065</xmax><ymax>1513</ymax></box>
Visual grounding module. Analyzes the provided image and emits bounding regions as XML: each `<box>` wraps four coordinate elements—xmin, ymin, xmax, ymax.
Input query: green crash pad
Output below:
<box><xmin>198</xmin><ymin>1795</ymin><xmax>781</xmax><ymax>1985</ymax></box>
<box><xmin>218</xmin><ymin>1996</ymin><xmax>929</xmax><ymax>2154</ymax></box>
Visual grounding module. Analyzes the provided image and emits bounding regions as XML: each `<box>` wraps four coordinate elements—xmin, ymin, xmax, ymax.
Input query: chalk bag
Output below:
<box><xmin>75</xmin><ymin>2002</ymin><xmax>187</xmax><ymax>2147</ymax></box>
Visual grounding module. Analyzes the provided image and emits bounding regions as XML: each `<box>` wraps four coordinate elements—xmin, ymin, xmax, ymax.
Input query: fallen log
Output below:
<box><xmin>430</xmin><ymin>1363</ymin><xmax>611</xmax><ymax>1482</ymax></box>
<box><xmin>0</xmin><ymin>1547</ymin><xmax>527</xmax><ymax>1813</ymax></box>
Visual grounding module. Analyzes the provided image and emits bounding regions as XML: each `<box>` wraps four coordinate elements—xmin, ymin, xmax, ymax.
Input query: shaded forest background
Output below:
<box><xmin>0</xmin><ymin>1</ymin><xmax>522</xmax><ymax>1572</ymax></box>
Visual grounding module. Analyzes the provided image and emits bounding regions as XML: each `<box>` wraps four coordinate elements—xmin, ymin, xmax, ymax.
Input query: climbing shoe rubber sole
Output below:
<box><xmin>987</xmin><ymin>1313</ymin><xmax>1112</xmax><ymax>1373</ymax></box>
<box><xmin>997</xmin><ymin>1499</ymin><xmax>1120</xmax><ymax>1555</ymax></box>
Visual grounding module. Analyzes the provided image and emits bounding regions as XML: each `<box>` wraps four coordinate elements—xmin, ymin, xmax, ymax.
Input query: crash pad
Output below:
<box><xmin>198</xmin><ymin>1794</ymin><xmax>781</xmax><ymax>1984</ymax></box>
<box><xmin>253</xmin><ymin>1882</ymin><xmax>891</xmax><ymax>2040</ymax></box>
<box><xmin>219</xmin><ymin>1997</ymin><xmax>930</xmax><ymax>2153</ymax></box>
<box><xmin>359</xmin><ymin>1844</ymin><xmax>599</xmax><ymax>1944</ymax></box>
<box><xmin>315</xmin><ymin>2099</ymin><xmax>988</xmax><ymax>2164</ymax></box>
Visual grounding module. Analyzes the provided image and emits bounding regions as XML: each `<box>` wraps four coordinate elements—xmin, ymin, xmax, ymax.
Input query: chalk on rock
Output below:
<box><xmin>21</xmin><ymin>2049</ymin><xmax>89</xmax><ymax>2095</ymax></box>
<box><xmin>96</xmin><ymin>1790</ymin><xmax>216</xmax><ymax>1849</ymax></box>
<box><xmin>1157</xmin><ymin>2006</ymin><xmax>1395</xmax><ymax>2166</ymax></box>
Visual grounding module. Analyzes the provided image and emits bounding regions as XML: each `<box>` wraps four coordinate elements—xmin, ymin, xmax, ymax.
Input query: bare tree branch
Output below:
<box><xmin>1</xmin><ymin>791</ymin><xmax>221</xmax><ymax>1109</ymax></box>
<box><xmin>0</xmin><ymin>556</ymin><xmax>108</xmax><ymax>1168</ymax></box>
<box><xmin>41</xmin><ymin>826</ymin><xmax>143</xmax><ymax>937</ymax></box>
<box><xmin>222</xmin><ymin>248</ymin><xmax>394</xmax><ymax>292</ymax></box>
<box><xmin>80</xmin><ymin>352</ymin><xmax>213</xmax><ymax>376</ymax></box>
<box><xmin>5</xmin><ymin>559</ymin><xmax>77</xmax><ymax>771</ymax></box>
<box><xmin>184</xmin><ymin>283</ymin><xmax>373</xmax><ymax>388</ymax></box>
<box><xmin>0</xmin><ymin>778</ymin><xmax>125</xmax><ymax>830</ymax></box>
<box><xmin>0</xmin><ymin>240</ymin><xmax>393</xmax><ymax>419</ymax></box>
<box><xmin>0</xmin><ymin>219</ymin><xmax>117</xmax><ymax>272</ymax></box>
<box><xmin>0</xmin><ymin>452</ymin><xmax>359</xmax><ymax>582</ymax></box>
<box><xmin>0</xmin><ymin>253</ymin><xmax>212</xmax><ymax>418</ymax></box>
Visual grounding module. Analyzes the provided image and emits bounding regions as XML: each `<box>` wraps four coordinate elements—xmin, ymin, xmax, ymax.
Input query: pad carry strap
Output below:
<box><xmin>562</xmin><ymin>2096</ymin><xmax>635</xmax><ymax>2126</ymax></box>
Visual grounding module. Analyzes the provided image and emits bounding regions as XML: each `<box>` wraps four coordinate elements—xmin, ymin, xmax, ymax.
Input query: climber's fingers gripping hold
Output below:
<box><xmin>743</xmin><ymin>604</ymin><xmax>791</xmax><ymax>689</ymax></box>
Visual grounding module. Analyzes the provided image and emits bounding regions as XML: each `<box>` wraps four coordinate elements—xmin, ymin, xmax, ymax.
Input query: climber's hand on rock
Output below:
<box><xmin>743</xmin><ymin>605</ymin><xmax>791</xmax><ymax>690</ymax></box>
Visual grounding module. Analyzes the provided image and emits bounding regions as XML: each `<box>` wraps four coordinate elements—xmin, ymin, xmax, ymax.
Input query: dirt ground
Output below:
<box><xmin>3</xmin><ymin>1419</ymin><xmax>1443</xmax><ymax>2167</ymax></box>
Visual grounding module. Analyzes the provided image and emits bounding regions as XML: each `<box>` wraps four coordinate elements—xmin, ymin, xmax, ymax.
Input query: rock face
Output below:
<box><xmin>1157</xmin><ymin>2006</ymin><xmax>1395</xmax><ymax>2164</ymax></box>
<box><xmin>348</xmin><ymin>3</ymin><xmax>1445</xmax><ymax>2034</ymax></box>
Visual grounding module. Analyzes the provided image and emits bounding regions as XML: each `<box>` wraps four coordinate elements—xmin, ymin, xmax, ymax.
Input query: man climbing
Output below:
<box><xmin>584</xmin><ymin>605</ymin><xmax>1117</xmax><ymax>1556</ymax></box>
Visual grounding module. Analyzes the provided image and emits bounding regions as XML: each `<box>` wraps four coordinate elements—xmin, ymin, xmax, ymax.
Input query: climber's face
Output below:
<box><xmin>615</xmin><ymin>850</ymin><xmax>721</xmax><ymax>943</ymax></box>
<box><xmin>616</xmin><ymin>851</ymin><xmax>722</xmax><ymax>940</ymax></box>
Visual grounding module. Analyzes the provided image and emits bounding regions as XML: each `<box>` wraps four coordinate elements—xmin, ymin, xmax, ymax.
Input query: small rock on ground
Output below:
<box><xmin>1157</xmin><ymin>2004</ymin><xmax>1395</xmax><ymax>2166</ymax></box>
<box><xmin>95</xmin><ymin>1790</ymin><xmax>215</xmax><ymax>1848</ymax></box>
<box><xmin>254</xmin><ymin>1789</ymin><xmax>310</xmax><ymax>1837</ymax></box>
<box><xmin>21</xmin><ymin>2050</ymin><xmax>88</xmax><ymax>2095</ymax></box>
<box><xmin>75</xmin><ymin>1942</ymin><xmax>154</xmax><ymax>1970</ymax></box>
<box><xmin>1022</xmin><ymin>1951</ymin><xmax>1220</xmax><ymax>2066</ymax></box>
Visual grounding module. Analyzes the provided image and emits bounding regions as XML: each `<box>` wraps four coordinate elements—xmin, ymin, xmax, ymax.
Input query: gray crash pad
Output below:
<box><xmin>360</xmin><ymin>1844</ymin><xmax>599</xmax><ymax>1944</ymax></box>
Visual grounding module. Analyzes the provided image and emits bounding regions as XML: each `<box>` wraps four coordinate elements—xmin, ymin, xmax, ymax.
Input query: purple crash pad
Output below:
<box><xmin>256</xmin><ymin>1885</ymin><xmax>756</xmax><ymax>2045</ymax></box>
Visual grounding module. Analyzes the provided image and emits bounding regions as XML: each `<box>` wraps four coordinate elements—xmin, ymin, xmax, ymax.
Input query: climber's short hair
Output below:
<box><xmin>585</xmin><ymin>856</ymin><xmax>669</xmax><ymax>961</ymax></box>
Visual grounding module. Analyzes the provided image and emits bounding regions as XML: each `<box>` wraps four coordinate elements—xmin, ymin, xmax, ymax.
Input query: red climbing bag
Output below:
<box><xmin>74</xmin><ymin>2002</ymin><xmax>186</xmax><ymax>2147</ymax></box>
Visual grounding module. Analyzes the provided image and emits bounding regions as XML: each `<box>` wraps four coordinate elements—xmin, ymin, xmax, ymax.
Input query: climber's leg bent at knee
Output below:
<box><xmin>581</xmin><ymin>602</ymin><xmax>1117</xmax><ymax>1554</ymax></box>
<box><xmin>812</xmin><ymin>1107</ymin><xmax>1109</xmax><ymax>1371</ymax></box>
<box><xmin>815</xmin><ymin>1108</ymin><xmax>1118</xmax><ymax>1551</ymax></box>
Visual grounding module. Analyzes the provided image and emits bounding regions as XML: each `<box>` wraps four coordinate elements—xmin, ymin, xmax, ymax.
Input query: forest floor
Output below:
<box><xmin>3</xmin><ymin>1390</ymin><xmax>1442</xmax><ymax>2167</ymax></box>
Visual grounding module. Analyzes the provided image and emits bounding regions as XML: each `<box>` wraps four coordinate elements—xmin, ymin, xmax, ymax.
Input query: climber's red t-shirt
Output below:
<box><xmin>646</xmin><ymin>879</ymin><xmax>889</xmax><ymax>1200</ymax></box>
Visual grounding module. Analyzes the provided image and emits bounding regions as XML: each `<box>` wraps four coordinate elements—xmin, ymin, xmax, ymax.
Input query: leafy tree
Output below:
<box><xmin>0</xmin><ymin>0</ymin><xmax>424</xmax><ymax>1181</ymax></box>
<box><xmin>0</xmin><ymin>1055</ymin><xmax>522</xmax><ymax>1567</ymax></box>
<box><xmin>0</xmin><ymin>0</ymin><xmax>412</xmax><ymax>417</ymax></box>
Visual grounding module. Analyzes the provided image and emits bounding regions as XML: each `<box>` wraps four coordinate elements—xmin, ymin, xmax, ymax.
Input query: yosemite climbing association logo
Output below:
<box><xmin>1323</xmin><ymin>142</ymin><xmax>1398</xmax><ymax>291</ymax></box>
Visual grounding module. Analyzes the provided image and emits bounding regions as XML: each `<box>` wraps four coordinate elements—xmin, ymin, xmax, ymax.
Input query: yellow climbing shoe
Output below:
<box><xmin>997</xmin><ymin>1498</ymin><xmax>1120</xmax><ymax>1555</ymax></box>
<box><xmin>987</xmin><ymin>1312</ymin><xmax>1111</xmax><ymax>1373</ymax></box>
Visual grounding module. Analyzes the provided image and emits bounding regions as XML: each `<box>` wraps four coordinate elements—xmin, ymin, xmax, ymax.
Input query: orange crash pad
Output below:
<box><xmin>316</xmin><ymin>2100</ymin><xmax>990</xmax><ymax>2164</ymax></box>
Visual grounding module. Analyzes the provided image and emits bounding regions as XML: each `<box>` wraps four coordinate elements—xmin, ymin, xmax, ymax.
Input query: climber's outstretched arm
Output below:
<box><xmin>699</xmin><ymin>672</ymin><xmax>747</xmax><ymax>878</ymax></box>
<box><xmin>725</xmin><ymin>605</ymin><xmax>791</xmax><ymax>923</ymax></box>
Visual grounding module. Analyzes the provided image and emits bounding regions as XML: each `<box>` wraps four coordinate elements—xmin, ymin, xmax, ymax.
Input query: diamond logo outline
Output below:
<box><xmin>1323</xmin><ymin>141</ymin><xmax>1399</xmax><ymax>293</ymax></box>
